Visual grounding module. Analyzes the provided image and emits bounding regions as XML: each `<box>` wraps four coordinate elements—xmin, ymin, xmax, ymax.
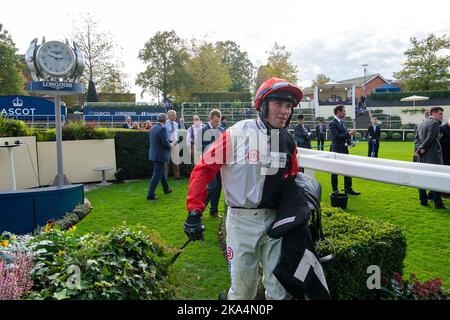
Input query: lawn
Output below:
<box><xmin>76</xmin><ymin>141</ymin><xmax>450</xmax><ymax>299</ymax></box>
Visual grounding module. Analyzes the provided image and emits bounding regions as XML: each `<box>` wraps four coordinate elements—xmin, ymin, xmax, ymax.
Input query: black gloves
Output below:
<box><xmin>184</xmin><ymin>211</ymin><xmax>206</xmax><ymax>241</ymax></box>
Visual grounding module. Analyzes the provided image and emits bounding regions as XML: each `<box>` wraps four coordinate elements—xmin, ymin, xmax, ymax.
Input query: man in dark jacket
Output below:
<box><xmin>365</xmin><ymin>117</ymin><xmax>381</xmax><ymax>157</ymax></box>
<box><xmin>328</xmin><ymin>105</ymin><xmax>360</xmax><ymax>195</ymax></box>
<box><xmin>294</xmin><ymin>114</ymin><xmax>312</xmax><ymax>149</ymax></box>
<box><xmin>440</xmin><ymin>118</ymin><xmax>450</xmax><ymax>166</ymax></box>
<box><xmin>147</xmin><ymin>113</ymin><xmax>172</xmax><ymax>200</ymax></box>
<box><xmin>414</xmin><ymin>107</ymin><xmax>448</xmax><ymax>209</ymax></box>
<box><xmin>200</xmin><ymin>109</ymin><xmax>224</xmax><ymax>217</ymax></box>
<box><xmin>315</xmin><ymin>120</ymin><xmax>326</xmax><ymax>150</ymax></box>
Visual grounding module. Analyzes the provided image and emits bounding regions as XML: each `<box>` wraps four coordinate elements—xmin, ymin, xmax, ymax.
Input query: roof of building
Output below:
<box><xmin>336</xmin><ymin>73</ymin><xmax>391</xmax><ymax>86</ymax></box>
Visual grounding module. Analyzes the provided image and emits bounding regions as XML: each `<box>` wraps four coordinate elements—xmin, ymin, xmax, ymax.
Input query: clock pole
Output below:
<box><xmin>54</xmin><ymin>93</ymin><xmax>67</xmax><ymax>186</ymax></box>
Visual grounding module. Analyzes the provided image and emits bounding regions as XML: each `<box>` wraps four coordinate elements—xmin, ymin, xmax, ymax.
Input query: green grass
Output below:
<box><xmin>76</xmin><ymin>141</ymin><xmax>450</xmax><ymax>298</ymax></box>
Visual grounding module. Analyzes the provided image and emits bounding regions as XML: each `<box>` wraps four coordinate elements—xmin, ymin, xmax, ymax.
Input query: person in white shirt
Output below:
<box><xmin>186</xmin><ymin>115</ymin><xmax>203</xmax><ymax>176</ymax></box>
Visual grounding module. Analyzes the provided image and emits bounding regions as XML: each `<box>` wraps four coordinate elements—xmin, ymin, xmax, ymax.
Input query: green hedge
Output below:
<box><xmin>320</xmin><ymin>205</ymin><xmax>406</xmax><ymax>299</ymax></box>
<box><xmin>34</xmin><ymin>121</ymin><xmax>111</xmax><ymax>142</ymax></box>
<box><xmin>112</xmin><ymin>129</ymin><xmax>189</xmax><ymax>180</ymax></box>
<box><xmin>112</xmin><ymin>130</ymin><xmax>153</xmax><ymax>179</ymax></box>
<box><xmin>190</xmin><ymin>92</ymin><xmax>252</xmax><ymax>102</ymax></box>
<box><xmin>370</xmin><ymin>90</ymin><xmax>450</xmax><ymax>100</ymax></box>
<box><xmin>219</xmin><ymin>204</ymin><xmax>406</xmax><ymax>300</ymax></box>
<box><xmin>392</xmin><ymin>133</ymin><xmax>402</xmax><ymax>140</ymax></box>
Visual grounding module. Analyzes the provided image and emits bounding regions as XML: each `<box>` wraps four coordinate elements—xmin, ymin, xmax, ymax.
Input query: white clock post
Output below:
<box><xmin>25</xmin><ymin>38</ymin><xmax>85</xmax><ymax>187</ymax></box>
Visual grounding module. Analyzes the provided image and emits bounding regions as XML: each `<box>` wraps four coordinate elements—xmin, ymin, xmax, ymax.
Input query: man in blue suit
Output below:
<box><xmin>328</xmin><ymin>105</ymin><xmax>361</xmax><ymax>195</ymax></box>
<box><xmin>147</xmin><ymin>113</ymin><xmax>172</xmax><ymax>200</ymax></box>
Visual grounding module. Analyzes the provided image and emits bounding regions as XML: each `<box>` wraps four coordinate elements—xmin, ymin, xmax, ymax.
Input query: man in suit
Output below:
<box><xmin>147</xmin><ymin>113</ymin><xmax>172</xmax><ymax>200</ymax></box>
<box><xmin>294</xmin><ymin>114</ymin><xmax>312</xmax><ymax>149</ymax></box>
<box><xmin>165</xmin><ymin>110</ymin><xmax>181</xmax><ymax>179</ymax></box>
<box><xmin>200</xmin><ymin>109</ymin><xmax>224</xmax><ymax>217</ymax></box>
<box><xmin>315</xmin><ymin>120</ymin><xmax>326</xmax><ymax>150</ymax></box>
<box><xmin>414</xmin><ymin>107</ymin><xmax>448</xmax><ymax>209</ymax></box>
<box><xmin>365</xmin><ymin>117</ymin><xmax>381</xmax><ymax>157</ymax></box>
<box><xmin>440</xmin><ymin>118</ymin><xmax>450</xmax><ymax>166</ymax></box>
<box><xmin>329</xmin><ymin>105</ymin><xmax>361</xmax><ymax>195</ymax></box>
<box><xmin>440</xmin><ymin>118</ymin><xmax>450</xmax><ymax>198</ymax></box>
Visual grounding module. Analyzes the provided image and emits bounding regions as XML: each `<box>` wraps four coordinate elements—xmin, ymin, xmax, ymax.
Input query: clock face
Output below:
<box><xmin>37</xmin><ymin>41</ymin><xmax>75</xmax><ymax>77</ymax></box>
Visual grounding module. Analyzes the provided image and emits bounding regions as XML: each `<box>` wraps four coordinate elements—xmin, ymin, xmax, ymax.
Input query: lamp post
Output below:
<box><xmin>362</xmin><ymin>64</ymin><xmax>368</xmax><ymax>97</ymax></box>
<box><xmin>361</xmin><ymin>64</ymin><xmax>368</xmax><ymax>111</ymax></box>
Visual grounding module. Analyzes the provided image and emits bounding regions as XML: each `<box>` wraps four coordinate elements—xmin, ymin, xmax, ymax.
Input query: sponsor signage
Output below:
<box><xmin>83</xmin><ymin>106</ymin><xmax>165</xmax><ymax>121</ymax></box>
<box><xmin>0</xmin><ymin>95</ymin><xmax>66</xmax><ymax>120</ymax></box>
<box><xmin>27</xmin><ymin>81</ymin><xmax>84</xmax><ymax>95</ymax></box>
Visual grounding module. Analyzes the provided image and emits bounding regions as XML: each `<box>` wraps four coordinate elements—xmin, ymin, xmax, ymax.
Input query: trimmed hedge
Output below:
<box><xmin>113</xmin><ymin>130</ymin><xmax>154</xmax><ymax>179</ymax></box>
<box><xmin>190</xmin><ymin>92</ymin><xmax>252</xmax><ymax>102</ymax></box>
<box><xmin>112</xmin><ymin>129</ymin><xmax>189</xmax><ymax>180</ymax></box>
<box><xmin>370</xmin><ymin>90</ymin><xmax>450</xmax><ymax>100</ymax></box>
<box><xmin>219</xmin><ymin>204</ymin><xmax>406</xmax><ymax>300</ymax></box>
<box><xmin>320</xmin><ymin>205</ymin><xmax>406</xmax><ymax>299</ymax></box>
<box><xmin>392</xmin><ymin>133</ymin><xmax>402</xmax><ymax>140</ymax></box>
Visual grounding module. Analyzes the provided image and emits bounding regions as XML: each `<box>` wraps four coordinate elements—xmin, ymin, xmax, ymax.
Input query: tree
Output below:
<box><xmin>394</xmin><ymin>34</ymin><xmax>450</xmax><ymax>91</ymax></box>
<box><xmin>136</xmin><ymin>30</ymin><xmax>189</xmax><ymax>102</ymax></box>
<box><xmin>86</xmin><ymin>80</ymin><xmax>98</xmax><ymax>102</ymax></box>
<box><xmin>312</xmin><ymin>74</ymin><xmax>332</xmax><ymax>87</ymax></box>
<box><xmin>255</xmin><ymin>65</ymin><xmax>271</xmax><ymax>90</ymax></box>
<box><xmin>72</xmin><ymin>14</ymin><xmax>129</xmax><ymax>93</ymax></box>
<box><xmin>185</xmin><ymin>43</ymin><xmax>231</xmax><ymax>94</ymax></box>
<box><xmin>262</xmin><ymin>43</ymin><xmax>299</xmax><ymax>85</ymax></box>
<box><xmin>216</xmin><ymin>41</ymin><xmax>254</xmax><ymax>92</ymax></box>
<box><xmin>0</xmin><ymin>23</ymin><xmax>26</xmax><ymax>95</ymax></box>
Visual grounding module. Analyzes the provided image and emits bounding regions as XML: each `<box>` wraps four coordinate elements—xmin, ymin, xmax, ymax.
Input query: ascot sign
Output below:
<box><xmin>0</xmin><ymin>95</ymin><xmax>66</xmax><ymax>119</ymax></box>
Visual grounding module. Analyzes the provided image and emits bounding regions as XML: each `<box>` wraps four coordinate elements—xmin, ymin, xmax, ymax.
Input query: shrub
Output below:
<box><xmin>406</xmin><ymin>132</ymin><xmax>415</xmax><ymax>141</ymax></box>
<box><xmin>113</xmin><ymin>130</ymin><xmax>153</xmax><ymax>179</ymax></box>
<box><xmin>370</xmin><ymin>90</ymin><xmax>450</xmax><ymax>100</ymax></box>
<box><xmin>380</xmin><ymin>272</ymin><xmax>449</xmax><ymax>300</ymax></box>
<box><xmin>112</xmin><ymin>129</ymin><xmax>188</xmax><ymax>179</ymax></box>
<box><xmin>219</xmin><ymin>204</ymin><xmax>407</xmax><ymax>300</ymax></box>
<box><xmin>32</xmin><ymin>200</ymin><xmax>92</xmax><ymax>234</ymax></box>
<box><xmin>319</xmin><ymin>205</ymin><xmax>406</xmax><ymax>299</ymax></box>
<box><xmin>380</xmin><ymin>132</ymin><xmax>388</xmax><ymax>140</ymax></box>
<box><xmin>27</xmin><ymin>224</ymin><xmax>175</xmax><ymax>300</ymax></box>
<box><xmin>0</xmin><ymin>252</ymin><xmax>34</xmax><ymax>300</ymax></box>
<box><xmin>354</xmin><ymin>132</ymin><xmax>362</xmax><ymax>140</ymax></box>
<box><xmin>34</xmin><ymin>121</ymin><xmax>112</xmax><ymax>141</ymax></box>
<box><xmin>392</xmin><ymin>133</ymin><xmax>402</xmax><ymax>140</ymax></box>
<box><xmin>0</xmin><ymin>116</ymin><xmax>32</xmax><ymax>137</ymax></box>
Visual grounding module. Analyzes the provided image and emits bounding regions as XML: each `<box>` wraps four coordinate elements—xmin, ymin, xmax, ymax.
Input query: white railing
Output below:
<box><xmin>298</xmin><ymin>148</ymin><xmax>450</xmax><ymax>193</ymax></box>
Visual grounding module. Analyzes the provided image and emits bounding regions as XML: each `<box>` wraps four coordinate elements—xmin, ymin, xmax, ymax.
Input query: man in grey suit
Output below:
<box><xmin>147</xmin><ymin>113</ymin><xmax>172</xmax><ymax>200</ymax></box>
<box><xmin>414</xmin><ymin>107</ymin><xmax>448</xmax><ymax>209</ymax></box>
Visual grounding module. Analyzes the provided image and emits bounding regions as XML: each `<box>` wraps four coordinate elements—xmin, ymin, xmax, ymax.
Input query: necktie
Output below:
<box><xmin>190</xmin><ymin>127</ymin><xmax>195</xmax><ymax>144</ymax></box>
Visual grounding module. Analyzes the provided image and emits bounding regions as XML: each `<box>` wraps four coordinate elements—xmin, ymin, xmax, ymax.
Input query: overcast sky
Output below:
<box><xmin>1</xmin><ymin>0</ymin><xmax>449</xmax><ymax>101</ymax></box>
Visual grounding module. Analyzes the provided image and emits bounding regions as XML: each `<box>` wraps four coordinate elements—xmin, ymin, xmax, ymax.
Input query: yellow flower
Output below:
<box><xmin>69</xmin><ymin>225</ymin><xmax>77</xmax><ymax>232</ymax></box>
<box><xmin>57</xmin><ymin>250</ymin><xmax>64</xmax><ymax>257</ymax></box>
<box><xmin>0</xmin><ymin>240</ymin><xmax>9</xmax><ymax>247</ymax></box>
<box><xmin>44</xmin><ymin>222</ymin><xmax>55</xmax><ymax>233</ymax></box>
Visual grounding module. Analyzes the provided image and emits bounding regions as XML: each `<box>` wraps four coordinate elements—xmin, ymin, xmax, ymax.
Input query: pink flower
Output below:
<box><xmin>0</xmin><ymin>253</ymin><xmax>34</xmax><ymax>300</ymax></box>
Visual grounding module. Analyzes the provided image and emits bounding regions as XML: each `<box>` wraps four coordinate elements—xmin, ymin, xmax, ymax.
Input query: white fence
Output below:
<box><xmin>298</xmin><ymin>148</ymin><xmax>450</xmax><ymax>193</ymax></box>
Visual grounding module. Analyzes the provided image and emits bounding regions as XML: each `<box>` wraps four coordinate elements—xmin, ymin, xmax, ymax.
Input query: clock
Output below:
<box><xmin>35</xmin><ymin>41</ymin><xmax>76</xmax><ymax>78</ymax></box>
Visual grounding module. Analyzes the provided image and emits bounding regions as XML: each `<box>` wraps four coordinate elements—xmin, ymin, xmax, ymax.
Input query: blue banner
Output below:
<box><xmin>83</xmin><ymin>107</ymin><xmax>165</xmax><ymax>122</ymax></box>
<box><xmin>0</xmin><ymin>95</ymin><xmax>66</xmax><ymax>121</ymax></box>
<box><xmin>27</xmin><ymin>81</ymin><xmax>84</xmax><ymax>95</ymax></box>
